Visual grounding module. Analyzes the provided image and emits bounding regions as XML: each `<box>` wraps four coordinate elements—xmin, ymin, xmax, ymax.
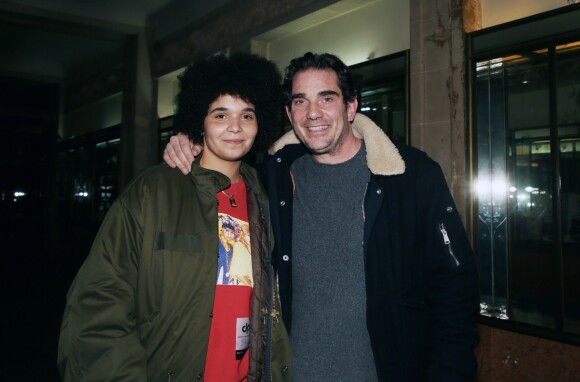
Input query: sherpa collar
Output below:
<box><xmin>268</xmin><ymin>113</ymin><xmax>405</xmax><ymax>176</ymax></box>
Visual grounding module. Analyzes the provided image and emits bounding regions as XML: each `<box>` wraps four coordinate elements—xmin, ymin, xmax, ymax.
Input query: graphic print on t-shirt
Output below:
<box><xmin>217</xmin><ymin>214</ymin><xmax>253</xmax><ymax>287</ymax></box>
<box><xmin>236</xmin><ymin>317</ymin><xmax>251</xmax><ymax>360</ymax></box>
<box><xmin>204</xmin><ymin>180</ymin><xmax>254</xmax><ymax>381</ymax></box>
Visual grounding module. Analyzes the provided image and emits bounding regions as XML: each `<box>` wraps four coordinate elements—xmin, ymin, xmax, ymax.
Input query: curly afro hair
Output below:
<box><xmin>173</xmin><ymin>53</ymin><xmax>282</xmax><ymax>148</ymax></box>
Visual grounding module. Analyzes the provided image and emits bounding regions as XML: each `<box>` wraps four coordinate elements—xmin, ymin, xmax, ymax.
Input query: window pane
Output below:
<box><xmin>351</xmin><ymin>53</ymin><xmax>407</xmax><ymax>145</ymax></box>
<box><xmin>57</xmin><ymin>146</ymin><xmax>92</xmax><ymax>222</ymax></box>
<box><xmin>475</xmin><ymin>49</ymin><xmax>563</xmax><ymax>328</ymax></box>
<box><xmin>359</xmin><ymin>82</ymin><xmax>406</xmax><ymax>144</ymax></box>
<box><xmin>95</xmin><ymin>138</ymin><xmax>120</xmax><ymax>220</ymax></box>
<box><xmin>476</xmin><ymin>41</ymin><xmax>580</xmax><ymax>337</ymax></box>
<box><xmin>475</xmin><ymin>59</ymin><xmax>509</xmax><ymax>319</ymax></box>
<box><xmin>556</xmin><ymin>42</ymin><xmax>580</xmax><ymax>334</ymax></box>
<box><xmin>504</xmin><ymin>52</ymin><xmax>558</xmax><ymax>328</ymax></box>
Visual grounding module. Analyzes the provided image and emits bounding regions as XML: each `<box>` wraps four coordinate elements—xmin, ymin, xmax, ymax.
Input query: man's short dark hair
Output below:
<box><xmin>173</xmin><ymin>53</ymin><xmax>282</xmax><ymax>146</ymax></box>
<box><xmin>282</xmin><ymin>52</ymin><xmax>356</xmax><ymax>109</ymax></box>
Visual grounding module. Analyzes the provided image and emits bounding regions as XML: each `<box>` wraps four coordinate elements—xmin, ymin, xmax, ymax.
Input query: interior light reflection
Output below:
<box><xmin>13</xmin><ymin>191</ymin><xmax>26</xmax><ymax>202</ymax></box>
<box><xmin>474</xmin><ymin>176</ymin><xmax>507</xmax><ymax>199</ymax></box>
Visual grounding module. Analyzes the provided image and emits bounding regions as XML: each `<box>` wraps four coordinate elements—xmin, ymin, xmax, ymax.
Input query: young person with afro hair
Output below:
<box><xmin>58</xmin><ymin>53</ymin><xmax>291</xmax><ymax>382</ymax></box>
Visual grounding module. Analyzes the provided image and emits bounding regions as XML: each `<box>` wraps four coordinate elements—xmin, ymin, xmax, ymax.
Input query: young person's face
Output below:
<box><xmin>201</xmin><ymin>94</ymin><xmax>258</xmax><ymax>166</ymax></box>
<box><xmin>285</xmin><ymin>69</ymin><xmax>357</xmax><ymax>163</ymax></box>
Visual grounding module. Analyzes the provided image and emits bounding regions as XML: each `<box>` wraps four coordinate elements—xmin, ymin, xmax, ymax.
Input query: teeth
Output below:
<box><xmin>306</xmin><ymin>125</ymin><xmax>327</xmax><ymax>131</ymax></box>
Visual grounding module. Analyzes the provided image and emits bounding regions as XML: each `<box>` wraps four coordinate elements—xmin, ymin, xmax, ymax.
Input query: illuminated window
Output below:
<box><xmin>473</xmin><ymin>35</ymin><xmax>580</xmax><ymax>340</ymax></box>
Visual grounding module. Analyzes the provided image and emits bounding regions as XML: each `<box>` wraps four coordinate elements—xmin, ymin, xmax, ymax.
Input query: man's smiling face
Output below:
<box><xmin>285</xmin><ymin>69</ymin><xmax>358</xmax><ymax>164</ymax></box>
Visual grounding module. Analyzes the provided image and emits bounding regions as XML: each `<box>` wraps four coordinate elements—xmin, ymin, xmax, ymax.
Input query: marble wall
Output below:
<box><xmin>409</xmin><ymin>0</ymin><xmax>469</xmax><ymax>218</ymax></box>
<box><xmin>476</xmin><ymin>324</ymin><xmax>580</xmax><ymax>381</ymax></box>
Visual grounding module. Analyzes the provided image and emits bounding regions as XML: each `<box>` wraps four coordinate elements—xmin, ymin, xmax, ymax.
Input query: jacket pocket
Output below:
<box><xmin>155</xmin><ymin>232</ymin><xmax>201</xmax><ymax>252</ymax></box>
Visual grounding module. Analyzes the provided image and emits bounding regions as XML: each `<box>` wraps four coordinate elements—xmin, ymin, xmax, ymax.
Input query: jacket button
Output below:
<box><xmin>280</xmin><ymin>200</ymin><xmax>286</xmax><ymax>206</ymax></box>
<box><xmin>446</xmin><ymin>206</ymin><xmax>454</xmax><ymax>213</ymax></box>
<box><xmin>282</xmin><ymin>255</ymin><xmax>289</xmax><ymax>261</ymax></box>
<box><xmin>276</xmin><ymin>157</ymin><xmax>282</xmax><ymax>163</ymax></box>
<box><xmin>376</xmin><ymin>189</ymin><xmax>382</xmax><ymax>195</ymax></box>
<box><xmin>283</xmin><ymin>366</ymin><xmax>289</xmax><ymax>372</ymax></box>
<box><xmin>197</xmin><ymin>373</ymin><xmax>203</xmax><ymax>380</ymax></box>
<box><xmin>209</xmin><ymin>312</ymin><xmax>213</xmax><ymax>318</ymax></box>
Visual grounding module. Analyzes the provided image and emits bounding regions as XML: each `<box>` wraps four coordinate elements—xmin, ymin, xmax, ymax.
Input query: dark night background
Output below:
<box><xmin>1</xmin><ymin>79</ymin><xmax>88</xmax><ymax>381</ymax></box>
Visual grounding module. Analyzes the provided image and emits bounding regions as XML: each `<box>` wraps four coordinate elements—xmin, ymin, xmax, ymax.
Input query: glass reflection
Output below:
<box><xmin>475</xmin><ymin>40</ymin><xmax>580</xmax><ymax>334</ymax></box>
<box><xmin>475</xmin><ymin>60</ymin><xmax>509</xmax><ymax>319</ymax></box>
<box><xmin>557</xmin><ymin>42</ymin><xmax>580</xmax><ymax>334</ymax></box>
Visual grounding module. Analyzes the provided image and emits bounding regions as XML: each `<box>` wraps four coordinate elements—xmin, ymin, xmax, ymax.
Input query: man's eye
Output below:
<box><xmin>322</xmin><ymin>97</ymin><xmax>334</xmax><ymax>103</ymax></box>
<box><xmin>292</xmin><ymin>99</ymin><xmax>308</xmax><ymax>110</ymax></box>
<box><xmin>215</xmin><ymin>114</ymin><xmax>227</xmax><ymax>119</ymax></box>
<box><xmin>242</xmin><ymin>114</ymin><xmax>255</xmax><ymax>120</ymax></box>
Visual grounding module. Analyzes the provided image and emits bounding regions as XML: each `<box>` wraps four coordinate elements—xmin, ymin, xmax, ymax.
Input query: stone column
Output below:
<box><xmin>120</xmin><ymin>32</ymin><xmax>157</xmax><ymax>188</ymax></box>
<box><xmin>409</xmin><ymin>0</ymin><xmax>481</xmax><ymax>219</ymax></box>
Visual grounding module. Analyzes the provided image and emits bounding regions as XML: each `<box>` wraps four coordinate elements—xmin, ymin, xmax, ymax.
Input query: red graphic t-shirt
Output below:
<box><xmin>204</xmin><ymin>179</ymin><xmax>253</xmax><ymax>381</ymax></box>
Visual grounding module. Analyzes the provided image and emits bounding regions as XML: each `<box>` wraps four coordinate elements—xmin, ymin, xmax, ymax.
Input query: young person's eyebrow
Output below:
<box><xmin>208</xmin><ymin>106</ymin><xmax>228</xmax><ymax>113</ymax></box>
<box><xmin>208</xmin><ymin>106</ymin><xmax>256</xmax><ymax>113</ymax></box>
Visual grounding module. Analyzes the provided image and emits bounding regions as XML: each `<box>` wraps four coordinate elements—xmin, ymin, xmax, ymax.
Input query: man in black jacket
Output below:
<box><xmin>165</xmin><ymin>52</ymin><xmax>479</xmax><ymax>381</ymax></box>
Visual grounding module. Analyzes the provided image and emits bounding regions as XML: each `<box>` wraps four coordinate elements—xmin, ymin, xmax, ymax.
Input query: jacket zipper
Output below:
<box><xmin>439</xmin><ymin>223</ymin><xmax>460</xmax><ymax>267</ymax></box>
<box><xmin>269</xmin><ymin>273</ymin><xmax>281</xmax><ymax>381</ymax></box>
<box><xmin>361</xmin><ymin>183</ymin><xmax>369</xmax><ymax>222</ymax></box>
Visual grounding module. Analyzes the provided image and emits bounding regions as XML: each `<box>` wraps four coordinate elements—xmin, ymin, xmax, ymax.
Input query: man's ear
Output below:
<box><xmin>347</xmin><ymin>98</ymin><xmax>358</xmax><ymax>122</ymax></box>
<box><xmin>285</xmin><ymin>105</ymin><xmax>292</xmax><ymax>123</ymax></box>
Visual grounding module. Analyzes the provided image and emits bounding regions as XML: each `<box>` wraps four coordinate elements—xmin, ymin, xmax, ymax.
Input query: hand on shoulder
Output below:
<box><xmin>163</xmin><ymin>133</ymin><xmax>202</xmax><ymax>174</ymax></box>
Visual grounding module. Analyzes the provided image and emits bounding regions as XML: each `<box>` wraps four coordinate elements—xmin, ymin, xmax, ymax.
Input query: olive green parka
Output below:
<box><xmin>58</xmin><ymin>160</ymin><xmax>291</xmax><ymax>382</ymax></box>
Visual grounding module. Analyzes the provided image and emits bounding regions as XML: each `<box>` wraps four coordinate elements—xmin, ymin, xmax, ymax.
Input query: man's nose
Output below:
<box><xmin>307</xmin><ymin>102</ymin><xmax>322</xmax><ymax>119</ymax></box>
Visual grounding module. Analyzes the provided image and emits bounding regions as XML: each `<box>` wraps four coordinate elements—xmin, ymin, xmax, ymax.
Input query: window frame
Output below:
<box><xmin>467</xmin><ymin>5</ymin><xmax>580</xmax><ymax>346</ymax></box>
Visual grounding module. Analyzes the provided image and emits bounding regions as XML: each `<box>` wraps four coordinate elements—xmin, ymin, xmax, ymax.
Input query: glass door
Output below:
<box><xmin>474</xmin><ymin>40</ymin><xmax>580</xmax><ymax>335</ymax></box>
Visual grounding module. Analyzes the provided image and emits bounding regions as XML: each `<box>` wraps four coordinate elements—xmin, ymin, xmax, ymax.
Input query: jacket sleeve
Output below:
<box><xmin>423</xmin><ymin>162</ymin><xmax>480</xmax><ymax>381</ymax></box>
<box><xmin>57</xmin><ymin>197</ymin><xmax>146</xmax><ymax>382</ymax></box>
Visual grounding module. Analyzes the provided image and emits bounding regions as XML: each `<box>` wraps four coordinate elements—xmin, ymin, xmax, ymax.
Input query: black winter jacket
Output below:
<box><xmin>263</xmin><ymin>114</ymin><xmax>479</xmax><ymax>381</ymax></box>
